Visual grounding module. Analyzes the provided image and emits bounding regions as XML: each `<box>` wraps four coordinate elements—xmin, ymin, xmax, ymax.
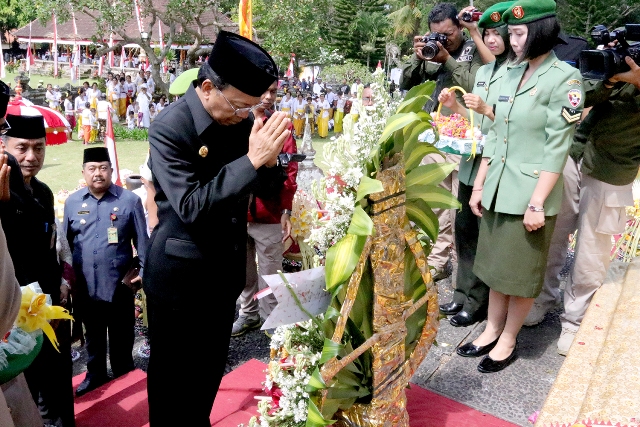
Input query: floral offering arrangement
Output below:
<box><xmin>290</xmin><ymin>190</ymin><xmax>321</xmax><ymax>270</ymax></box>
<box><xmin>250</xmin><ymin>319</ymin><xmax>324</xmax><ymax>427</ymax></box>
<box><xmin>434</xmin><ymin>113</ymin><xmax>471</xmax><ymax>139</ymax></box>
<box><xmin>612</xmin><ymin>179</ymin><xmax>640</xmax><ymax>262</ymax></box>
<box><xmin>249</xmin><ymin>74</ymin><xmax>459</xmax><ymax>427</ymax></box>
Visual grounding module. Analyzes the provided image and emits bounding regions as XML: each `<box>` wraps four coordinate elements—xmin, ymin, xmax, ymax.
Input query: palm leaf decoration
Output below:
<box><xmin>305</xmin><ymin>76</ymin><xmax>460</xmax><ymax>426</ymax></box>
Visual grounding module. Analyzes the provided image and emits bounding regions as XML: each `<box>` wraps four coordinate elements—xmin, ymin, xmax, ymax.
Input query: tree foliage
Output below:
<box><xmin>26</xmin><ymin>0</ymin><xmax>232</xmax><ymax>96</ymax></box>
<box><xmin>319</xmin><ymin>59</ymin><xmax>372</xmax><ymax>85</ymax></box>
<box><xmin>557</xmin><ymin>0</ymin><xmax>640</xmax><ymax>38</ymax></box>
<box><xmin>328</xmin><ymin>0</ymin><xmax>389</xmax><ymax>69</ymax></box>
<box><xmin>0</xmin><ymin>2</ymin><xmax>34</xmax><ymax>43</ymax></box>
<box><xmin>252</xmin><ymin>0</ymin><xmax>332</xmax><ymax>71</ymax></box>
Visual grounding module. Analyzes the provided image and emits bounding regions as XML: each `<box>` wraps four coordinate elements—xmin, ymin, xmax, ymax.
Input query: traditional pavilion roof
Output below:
<box><xmin>13</xmin><ymin>6</ymin><xmax>238</xmax><ymax>47</ymax></box>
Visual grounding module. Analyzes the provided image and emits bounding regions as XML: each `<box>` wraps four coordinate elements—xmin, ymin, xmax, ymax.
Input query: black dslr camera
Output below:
<box><xmin>579</xmin><ymin>24</ymin><xmax>640</xmax><ymax>80</ymax></box>
<box><xmin>461</xmin><ymin>9</ymin><xmax>482</xmax><ymax>22</ymax></box>
<box><xmin>421</xmin><ymin>33</ymin><xmax>448</xmax><ymax>60</ymax></box>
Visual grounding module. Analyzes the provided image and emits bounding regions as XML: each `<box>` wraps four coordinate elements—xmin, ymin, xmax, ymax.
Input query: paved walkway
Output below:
<box><xmin>412</xmin><ymin>275</ymin><xmax>566</xmax><ymax>426</ymax></box>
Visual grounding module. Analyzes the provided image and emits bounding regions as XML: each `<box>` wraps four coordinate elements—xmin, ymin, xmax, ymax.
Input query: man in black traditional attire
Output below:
<box><xmin>145</xmin><ymin>31</ymin><xmax>291</xmax><ymax>426</ymax></box>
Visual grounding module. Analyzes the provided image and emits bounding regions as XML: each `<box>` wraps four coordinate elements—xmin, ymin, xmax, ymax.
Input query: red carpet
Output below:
<box><xmin>73</xmin><ymin>360</ymin><xmax>517</xmax><ymax>427</ymax></box>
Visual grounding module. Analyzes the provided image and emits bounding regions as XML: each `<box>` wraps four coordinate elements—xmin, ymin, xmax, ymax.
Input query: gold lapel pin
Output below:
<box><xmin>199</xmin><ymin>146</ymin><xmax>209</xmax><ymax>158</ymax></box>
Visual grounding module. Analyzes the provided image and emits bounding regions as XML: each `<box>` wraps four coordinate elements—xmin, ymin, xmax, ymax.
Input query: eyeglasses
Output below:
<box><xmin>217</xmin><ymin>89</ymin><xmax>263</xmax><ymax>117</ymax></box>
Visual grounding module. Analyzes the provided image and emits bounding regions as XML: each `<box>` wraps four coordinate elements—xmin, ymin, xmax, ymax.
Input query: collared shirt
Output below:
<box><xmin>63</xmin><ymin>184</ymin><xmax>148</xmax><ymax>302</ymax></box>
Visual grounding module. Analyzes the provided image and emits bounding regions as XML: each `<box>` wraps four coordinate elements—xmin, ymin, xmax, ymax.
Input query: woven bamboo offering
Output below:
<box><xmin>320</xmin><ymin>156</ymin><xmax>440</xmax><ymax>426</ymax></box>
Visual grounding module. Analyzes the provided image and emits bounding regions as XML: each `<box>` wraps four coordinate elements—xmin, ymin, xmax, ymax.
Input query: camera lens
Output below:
<box><xmin>422</xmin><ymin>42</ymin><xmax>439</xmax><ymax>60</ymax></box>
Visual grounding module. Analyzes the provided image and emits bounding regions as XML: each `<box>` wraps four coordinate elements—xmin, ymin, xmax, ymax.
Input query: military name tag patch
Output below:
<box><xmin>476</xmin><ymin>81</ymin><xmax>487</xmax><ymax>87</ymax></box>
<box><xmin>498</xmin><ymin>95</ymin><xmax>511</xmax><ymax>102</ymax></box>
<box><xmin>561</xmin><ymin>107</ymin><xmax>581</xmax><ymax>124</ymax></box>
<box><xmin>457</xmin><ymin>55</ymin><xmax>473</xmax><ymax>62</ymax></box>
<box><xmin>78</xmin><ymin>210</ymin><xmax>90</xmax><ymax>215</ymax></box>
<box><xmin>568</xmin><ymin>89</ymin><xmax>582</xmax><ymax>107</ymax></box>
<box><xmin>566</xmin><ymin>79</ymin><xmax>581</xmax><ymax>86</ymax></box>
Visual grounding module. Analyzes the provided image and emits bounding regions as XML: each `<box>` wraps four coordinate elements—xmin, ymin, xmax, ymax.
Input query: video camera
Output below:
<box><xmin>579</xmin><ymin>24</ymin><xmax>640</xmax><ymax>80</ymax></box>
<box><xmin>421</xmin><ymin>33</ymin><xmax>448</xmax><ymax>60</ymax></box>
<box><xmin>277</xmin><ymin>152</ymin><xmax>306</xmax><ymax>168</ymax></box>
<box><xmin>461</xmin><ymin>9</ymin><xmax>482</xmax><ymax>23</ymax></box>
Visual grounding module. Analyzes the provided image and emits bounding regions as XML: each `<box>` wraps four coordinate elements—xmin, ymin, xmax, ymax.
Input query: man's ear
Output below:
<box><xmin>200</xmin><ymin>80</ymin><xmax>214</xmax><ymax>95</ymax></box>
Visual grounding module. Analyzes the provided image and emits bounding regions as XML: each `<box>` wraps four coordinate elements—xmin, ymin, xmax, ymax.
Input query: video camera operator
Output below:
<box><xmin>400</xmin><ymin>2</ymin><xmax>483</xmax><ymax>114</ymax></box>
<box><xmin>528</xmin><ymin>42</ymin><xmax>640</xmax><ymax>355</ymax></box>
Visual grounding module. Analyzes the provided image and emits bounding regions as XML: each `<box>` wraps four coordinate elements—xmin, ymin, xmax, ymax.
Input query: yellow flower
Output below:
<box><xmin>15</xmin><ymin>285</ymin><xmax>74</xmax><ymax>352</ymax></box>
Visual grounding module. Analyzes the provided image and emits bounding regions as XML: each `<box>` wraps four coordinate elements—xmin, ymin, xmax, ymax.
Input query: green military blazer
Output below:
<box><xmin>458</xmin><ymin>59</ymin><xmax>509</xmax><ymax>186</ymax></box>
<box><xmin>481</xmin><ymin>51</ymin><xmax>584</xmax><ymax>216</ymax></box>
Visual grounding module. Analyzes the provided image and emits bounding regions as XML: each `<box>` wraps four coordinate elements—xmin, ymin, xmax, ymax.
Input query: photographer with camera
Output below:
<box><xmin>436</xmin><ymin>1</ymin><xmax>515</xmax><ymax>328</ymax></box>
<box><xmin>527</xmin><ymin>41</ymin><xmax>640</xmax><ymax>355</ymax></box>
<box><xmin>400</xmin><ymin>3</ymin><xmax>484</xmax><ymax>282</ymax></box>
<box><xmin>400</xmin><ymin>2</ymin><xmax>483</xmax><ymax>114</ymax></box>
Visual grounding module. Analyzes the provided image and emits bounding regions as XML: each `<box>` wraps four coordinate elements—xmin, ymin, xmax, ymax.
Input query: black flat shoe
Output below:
<box><xmin>439</xmin><ymin>301</ymin><xmax>463</xmax><ymax>316</ymax></box>
<box><xmin>477</xmin><ymin>348</ymin><xmax>517</xmax><ymax>373</ymax></box>
<box><xmin>450</xmin><ymin>309</ymin><xmax>487</xmax><ymax>327</ymax></box>
<box><xmin>456</xmin><ymin>336</ymin><xmax>500</xmax><ymax>358</ymax></box>
<box><xmin>75</xmin><ymin>376</ymin><xmax>109</xmax><ymax>397</ymax></box>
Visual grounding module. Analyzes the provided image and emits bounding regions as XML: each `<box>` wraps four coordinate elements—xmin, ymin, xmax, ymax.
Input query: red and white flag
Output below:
<box><xmin>26</xmin><ymin>22</ymin><xmax>34</xmax><ymax>72</ymax></box>
<box><xmin>98</xmin><ymin>55</ymin><xmax>104</xmax><ymax>77</ymax></box>
<box><xmin>108</xmin><ymin>33</ymin><xmax>114</xmax><ymax>68</ymax></box>
<box><xmin>53</xmin><ymin>14</ymin><xmax>58</xmax><ymax>77</ymax></box>
<box><xmin>285</xmin><ymin>54</ymin><xmax>295</xmax><ymax>78</ymax></box>
<box><xmin>158</xmin><ymin>20</ymin><xmax>167</xmax><ymax>73</ymax></box>
<box><xmin>104</xmin><ymin>113</ymin><xmax>122</xmax><ymax>186</ymax></box>
<box><xmin>71</xmin><ymin>9</ymin><xmax>79</xmax><ymax>82</ymax></box>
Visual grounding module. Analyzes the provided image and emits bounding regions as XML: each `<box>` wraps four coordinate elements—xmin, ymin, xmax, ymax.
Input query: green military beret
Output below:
<box><xmin>479</xmin><ymin>1</ymin><xmax>515</xmax><ymax>29</ymax></box>
<box><xmin>503</xmin><ymin>0</ymin><xmax>556</xmax><ymax>25</ymax></box>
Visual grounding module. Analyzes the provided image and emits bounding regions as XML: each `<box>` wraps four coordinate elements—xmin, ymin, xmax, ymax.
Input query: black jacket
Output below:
<box><xmin>145</xmin><ymin>84</ymin><xmax>283</xmax><ymax>303</ymax></box>
<box><xmin>0</xmin><ymin>154</ymin><xmax>61</xmax><ymax>302</ymax></box>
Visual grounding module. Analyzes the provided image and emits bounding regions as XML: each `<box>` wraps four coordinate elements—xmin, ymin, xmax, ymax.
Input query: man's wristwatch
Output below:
<box><xmin>282</xmin><ymin>209</ymin><xmax>292</xmax><ymax>216</ymax></box>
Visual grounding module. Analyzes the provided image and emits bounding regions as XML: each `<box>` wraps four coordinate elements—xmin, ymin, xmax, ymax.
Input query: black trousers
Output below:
<box><xmin>81</xmin><ymin>284</ymin><xmax>135</xmax><ymax>380</ymax></box>
<box><xmin>146</xmin><ymin>293</ymin><xmax>237</xmax><ymax>427</ymax></box>
<box><xmin>24</xmin><ymin>320</ymin><xmax>75</xmax><ymax>427</ymax></box>
<box><xmin>453</xmin><ymin>182</ymin><xmax>490</xmax><ymax>313</ymax></box>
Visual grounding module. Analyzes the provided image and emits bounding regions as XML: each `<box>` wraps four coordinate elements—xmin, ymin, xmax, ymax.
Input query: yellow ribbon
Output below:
<box><xmin>436</xmin><ymin>86</ymin><xmax>477</xmax><ymax>158</ymax></box>
<box><xmin>14</xmin><ymin>286</ymin><xmax>74</xmax><ymax>352</ymax></box>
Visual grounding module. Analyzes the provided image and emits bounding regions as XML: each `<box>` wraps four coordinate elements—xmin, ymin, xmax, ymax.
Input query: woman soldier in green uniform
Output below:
<box><xmin>458</xmin><ymin>0</ymin><xmax>584</xmax><ymax>372</ymax></box>
<box><xmin>437</xmin><ymin>1</ymin><xmax>515</xmax><ymax>328</ymax></box>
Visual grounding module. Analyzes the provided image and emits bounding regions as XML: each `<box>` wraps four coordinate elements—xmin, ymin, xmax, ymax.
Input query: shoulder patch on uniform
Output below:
<box><xmin>568</xmin><ymin>89</ymin><xmax>582</xmax><ymax>108</ymax></box>
<box><xmin>561</xmin><ymin>107</ymin><xmax>581</xmax><ymax>124</ymax></box>
<box><xmin>566</xmin><ymin>79</ymin><xmax>581</xmax><ymax>86</ymax></box>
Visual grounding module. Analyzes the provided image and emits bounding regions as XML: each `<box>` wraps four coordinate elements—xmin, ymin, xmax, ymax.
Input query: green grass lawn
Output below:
<box><xmin>5</xmin><ymin>70</ymin><xmax>101</xmax><ymax>89</ymax></box>
<box><xmin>39</xmin><ymin>137</ymin><xmax>150</xmax><ymax>192</ymax></box>
<box><xmin>38</xmin><ymin>130</ymin><xmax>333</xmax><ymax>193</ymax></box>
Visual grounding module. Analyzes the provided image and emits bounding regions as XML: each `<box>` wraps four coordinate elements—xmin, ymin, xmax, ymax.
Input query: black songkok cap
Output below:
<box><xmin>5</xmin><ymin>114</ymin><xmax>46</xmax><ymax>139</ymax></box>
<box><xmin>208</xmin><ymin>31</ymin><xmax>278</xmax><ymax>97</ymax></box>
<box><xmin>83</xmin><ymin>147</ymin><xmax>111</xmax><ymax>164</ymax></box>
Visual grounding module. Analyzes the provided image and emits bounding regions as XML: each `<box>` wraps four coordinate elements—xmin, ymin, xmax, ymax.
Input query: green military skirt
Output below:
<box><xmin>473</xmin><ymin>209</ymin><xmax>557</xmax><ymax>298</ymax></box>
